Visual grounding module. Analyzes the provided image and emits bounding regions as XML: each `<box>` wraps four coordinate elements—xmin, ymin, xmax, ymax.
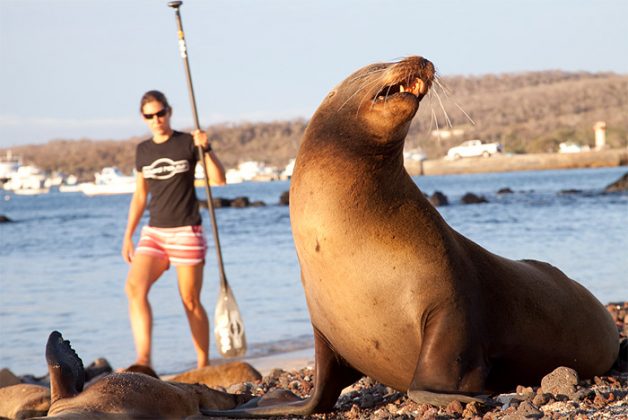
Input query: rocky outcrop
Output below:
<box><xmin>461</xmin><ymin>192</ymin><xmax>488</xmax><ymax>204</ymax></box>
<box><xmin>605</xmin><ymin>172</ymin><xmax>628</xmax><ymax>192</ymax></box>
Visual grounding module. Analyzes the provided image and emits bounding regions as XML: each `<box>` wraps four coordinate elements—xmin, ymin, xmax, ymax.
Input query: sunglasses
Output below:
<box><xmin>142</xmin><ymin>108</ymin><xmax>169</xmax><ymax>119</ymax></box>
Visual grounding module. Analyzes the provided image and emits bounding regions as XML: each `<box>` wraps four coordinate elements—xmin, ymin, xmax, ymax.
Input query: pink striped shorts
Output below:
<box><xmin>135</xmin><ymin>225</ymin><xmax>207</xmax><ymax>266</ymax></box>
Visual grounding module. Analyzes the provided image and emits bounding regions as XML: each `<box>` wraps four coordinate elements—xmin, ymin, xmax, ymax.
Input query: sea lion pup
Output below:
<box><xmin>42</xmin><ymin>331</ymin><xmax>251</xmax><ymax>418</ymax></box>
<box><xmin>203</xmin><ymin>56</ymin><xmax>619</xmax><ymax>417</ymax></box>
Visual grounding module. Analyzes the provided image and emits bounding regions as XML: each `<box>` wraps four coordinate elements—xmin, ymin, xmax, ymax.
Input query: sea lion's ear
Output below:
<box><xmin>327</xmin><ymin>90</ymin><xmax>336</xmax><ymax>99</ymax></box>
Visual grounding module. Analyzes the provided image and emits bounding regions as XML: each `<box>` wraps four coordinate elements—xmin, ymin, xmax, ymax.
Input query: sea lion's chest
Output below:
<box><xmin>290</xmin><ymin>170</ymin><xmax>431</xmax><ymax>386</ymax></box>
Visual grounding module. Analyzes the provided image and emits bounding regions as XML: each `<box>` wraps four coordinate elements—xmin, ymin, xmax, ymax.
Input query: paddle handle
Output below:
<box><xmin>170</xmin><ymin>2</ymin><xmax>228</xmax><ymax>290</ymax></box>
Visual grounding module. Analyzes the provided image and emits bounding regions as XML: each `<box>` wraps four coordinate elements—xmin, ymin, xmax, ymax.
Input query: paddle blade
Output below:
<box><xmin>214</xmin><ymin>283</ymin><xmax>247</xmax><ymax>358</ymax></box>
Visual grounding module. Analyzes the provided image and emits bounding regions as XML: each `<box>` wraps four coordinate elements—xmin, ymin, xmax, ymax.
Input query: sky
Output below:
<box><xmin>1</xmin><ymin>0</ymin><xmax>627</xmax><ymax>148</ymax></box>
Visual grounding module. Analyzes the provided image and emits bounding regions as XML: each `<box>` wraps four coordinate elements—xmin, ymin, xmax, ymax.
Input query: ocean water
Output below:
<box><xmin>1</xmin><ymin>166</ymin><xmax>627</xmax><ymax>376</ymax></box>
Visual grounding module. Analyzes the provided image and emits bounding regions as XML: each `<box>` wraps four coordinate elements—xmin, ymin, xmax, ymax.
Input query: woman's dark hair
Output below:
<box><xmin>139</xmin><ymin>90</ymin><xmax>170</xmax><ymax>113</ymax></box>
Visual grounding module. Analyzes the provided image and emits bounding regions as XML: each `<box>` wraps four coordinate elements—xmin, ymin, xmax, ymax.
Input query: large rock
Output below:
<box><xmin>604</xmin><ymin>172</ymin><xmax>628</xmax><ymax>192</ymax></box>
<box><xmin>461</xmin><ymin>192</ymin><xmax>488</xmax><ymax>204</ymax></box>
<box><xmin>171</xmin><ymin>361</ymin><xmax>262</xmax><ymax>388</ymax></box>
<box><xmin>428</xmin><ymin>191</ymin><xmax>449</xmax><ymax>207</ymax></box>
<box><xmin>540</xmin><ymin>366</ymin><xmax>579</xmax><ymax>398</ymax></box>
<box><xmin>231</xmin><ymin>196</ymin><xmax>250</xmax><ymax>208</ymax></box>
<box><xmin>0</xmin><ymin>215</ymin><xmax>11</xmax><ymax>223</ymax></box>
<box><xmin>0</xmin><ymin>368</ymin><xmax>21</xmax><ymax>388</ymax></box>
<box><xmin>200</xmin><ymin>197</ymin><xmax>266</xmax><ymax>208</ymax></box>
<box><xmin>279</xmin><ymin>191</ymin><xmax>289</xmax><ymax>206</ymax></box>
<box><xmin>0</xmin><ymin>384</ymin><xmax>50</xmax><ymax>419</ymax></box>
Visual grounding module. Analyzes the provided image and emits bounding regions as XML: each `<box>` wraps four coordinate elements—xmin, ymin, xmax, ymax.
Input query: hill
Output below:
<box><xmin>2</xmin><ymin>71</ymin><xmax>627</xmax><ymax>180</ymax></box>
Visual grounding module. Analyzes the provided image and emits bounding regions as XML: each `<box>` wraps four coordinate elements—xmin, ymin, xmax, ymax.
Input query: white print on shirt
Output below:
<box><xmin>142</xmin><ymin>158</ymin><xmax>190</xmax><ymax>180</ymax></box>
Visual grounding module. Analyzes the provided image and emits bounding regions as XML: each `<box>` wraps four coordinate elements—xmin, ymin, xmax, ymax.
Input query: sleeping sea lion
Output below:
<box><xmin>41</xmin><ymin>331</ymin><xmax>251</xmax><ymax>418</ymax></box>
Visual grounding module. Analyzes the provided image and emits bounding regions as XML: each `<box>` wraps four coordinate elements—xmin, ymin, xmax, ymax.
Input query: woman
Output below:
<box><xmin>122</xmin><ymin>90</ymin><xmax>226</xmax><ymax>369</ymax></box>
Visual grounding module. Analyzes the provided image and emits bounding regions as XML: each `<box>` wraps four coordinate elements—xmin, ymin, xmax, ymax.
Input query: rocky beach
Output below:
<box><xmin>228</xmin><ymin>303</ymin><xmax>628</xmax><ymax>419</ymax></box>
<box><xmin>1</xmin><ymin>303</ymin><xmax>626</xmax><ymax>419</ymax></box>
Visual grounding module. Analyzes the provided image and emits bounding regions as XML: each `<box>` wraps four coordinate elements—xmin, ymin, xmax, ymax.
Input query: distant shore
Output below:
<box><xmin>405</xmin><ymin>148</ymin><xmax>628</xmax><ymax>176</ymax></box>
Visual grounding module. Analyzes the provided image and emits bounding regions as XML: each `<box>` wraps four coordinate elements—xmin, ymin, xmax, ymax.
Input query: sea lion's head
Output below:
<box><xmin>310</xmin><ymin>56</ymin><xmax>435</xmax><ymax>146</ymax></box>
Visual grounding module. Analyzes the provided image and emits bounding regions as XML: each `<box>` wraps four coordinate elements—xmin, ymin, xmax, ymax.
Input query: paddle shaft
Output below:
<box><xmin>168</xmin><ymin>1</ymin><xmax>228</xmax><ymax>291</ymax></box>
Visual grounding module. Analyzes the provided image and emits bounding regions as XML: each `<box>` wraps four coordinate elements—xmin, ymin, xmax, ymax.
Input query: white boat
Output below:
<box><xmin>81</xmin><ymin>167</ymin><xmax>136</xmax><ymax>196</ymax></box>
<box><xmin>225</xmin><ymin>161</ymin><xmax>279</xmax><ymax>184</ymax></box>
<box><xmin>279</xmin><ymin>158</ymin><xmax>296</xmax><ymax>180</ymax></box>
<box><xmin>0</xmin><ymin>151</ymin><xmax>21</xmax><ymax>184</ymax></box>
<box><xmin>44</xmin><ymin>172</ymin><xmax>64</xmax><ymax>189</ymax></box>
<box><xmin>59</xmin><ymin>175</ymin><xmax>83</xmax><ymax>193</ymax></box>
<box><xmin>3</xmin><ymin>165</ymin><xmax>49</xmax><ymax>195</ymax></box>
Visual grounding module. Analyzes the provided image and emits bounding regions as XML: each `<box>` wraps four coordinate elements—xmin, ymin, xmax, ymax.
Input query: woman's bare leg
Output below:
<box><xmin>125</xmin><ymin>254</ymin><xmax>169</xmax><ymax>367</ymax></box>
<box><xmin>176</xmin><ymin>263</ymin><xmax>210</xmax><ymax>368</ymax></box>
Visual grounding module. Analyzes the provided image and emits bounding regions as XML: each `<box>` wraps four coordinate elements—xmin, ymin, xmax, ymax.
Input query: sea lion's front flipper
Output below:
<box><xmin>408</xmin><ymin>309</ymin><xmax>489</xmax><ymax>406</ymax></box>
<box><xmin>45</xmin><ymin>331</ymin><xmax>85</xmax><ymax>402</ymax></box>
<box><xmin>201</xmin><ymin>326</ymin><xmax>362</xmax><ymax>417</ymax></box>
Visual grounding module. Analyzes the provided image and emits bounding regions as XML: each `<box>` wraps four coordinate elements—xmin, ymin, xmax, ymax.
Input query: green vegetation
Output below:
<box><xmin>3</xmin><ymin>71</ymin><xmax>627</xmax><ymax>181</ymax></box>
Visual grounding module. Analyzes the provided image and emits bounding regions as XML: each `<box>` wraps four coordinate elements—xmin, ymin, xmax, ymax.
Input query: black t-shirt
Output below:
<box><xmin>135</xmin><ymin>131</ymin><xmax>202</xmax><ymax>228</ymax></box>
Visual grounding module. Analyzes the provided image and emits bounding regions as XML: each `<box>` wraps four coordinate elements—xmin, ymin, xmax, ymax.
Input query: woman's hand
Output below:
<box><xmin>192</xmin><ymin>129</ymin><xmax>209</xmax><ymax>151</ymax></box>
<box><xmin>122</xmin><ymin>236</ymin><xmax>135</xmax><ymax>264</ymax></box>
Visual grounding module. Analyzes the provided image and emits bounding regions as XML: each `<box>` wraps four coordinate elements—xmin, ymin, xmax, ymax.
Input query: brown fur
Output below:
<box><xmin>203</xmin><ymin>56</ymin><xmax>618</xmax><ymax>417</ymax></box>
<box><xmin>172</xmin><ymin>361</ymin><xmax>262</xmax><ymax>388</ymax></box>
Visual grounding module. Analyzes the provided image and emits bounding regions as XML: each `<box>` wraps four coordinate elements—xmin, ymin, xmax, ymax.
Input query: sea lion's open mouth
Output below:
<box><xmin>373</xmin><ymin>78</ymin><xmax>426</xmax><ymax>101</ymax></box>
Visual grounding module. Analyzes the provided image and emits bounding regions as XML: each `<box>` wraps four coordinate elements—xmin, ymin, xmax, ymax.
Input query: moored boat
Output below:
<box><xmin>81</xmin><ymin>167</ymin><xmax>136</xmax><ymax>196</ymax></box>
<box><xmin>3</xmin><ymin>165</ymin><xmax>50</xmax><ymax>195</ymax></box>
<box><xmin>0</xmin><ymin>151</ymin><xmax>21</xmax><ymax>185</ymax></box>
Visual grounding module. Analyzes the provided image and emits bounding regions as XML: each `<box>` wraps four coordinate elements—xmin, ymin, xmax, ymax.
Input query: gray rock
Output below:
<box><xmin>516</xmin><ymin>400</ymin><xmax>543</xmax><ymax>418</ymax></box>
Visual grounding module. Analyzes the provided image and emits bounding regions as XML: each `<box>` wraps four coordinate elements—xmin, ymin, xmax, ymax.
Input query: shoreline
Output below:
<box><xmin>404</xmin><ymin>148</ymin><xmax>628</xmax><ymax>176</ymax></box>
<box><xmin>243</xmin><ymin>347</ymin><xmax>315</xmax><ymax>377</ymax></box>
<box><xmin>1</xmin><ymin>304</ymin><xmax>625</xmax><ymax>418</ymax></box>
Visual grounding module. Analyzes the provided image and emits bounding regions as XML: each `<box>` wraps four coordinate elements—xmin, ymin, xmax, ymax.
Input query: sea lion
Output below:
<box><xmin>42</xmin><ymin>331</ymin><xmax>252</xmax><ymax>418</ymax></box>
<box><xmin>204</xmin><ymin>55</ymin><xmax>619</xmax><ymax>417</ymax></box>
<box><xmin>0</xmin><ymin>383</ymin><xmax>50</xmax><ymax>419</ymax></box>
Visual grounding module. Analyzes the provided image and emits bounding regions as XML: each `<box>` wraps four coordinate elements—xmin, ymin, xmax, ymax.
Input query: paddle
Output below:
<box><xmin>167</xmin><ymin>1</ymin><xmax>247</xmax><ymax>358</ymax></box>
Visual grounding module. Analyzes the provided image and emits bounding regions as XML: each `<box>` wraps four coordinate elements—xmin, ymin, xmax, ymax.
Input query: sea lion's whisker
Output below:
<box><xmin>434</xmin><ymin>78</ymin><xmax>476</xmax><ymax>126</ymax></box>
<box><xmin>338</xmin><ymin>77</ymin><xmax>383</xmax><ymax>112</ymax></box>
<box><xmin>353</xmin><ymin>78</ymin><xmax>391</xmax><ymax>114</ymax></box>
<box><xmin>432</xmin><ymin>88</ymin><xmax>453</xmax><ymax>128</ymax></box>
<box><xmin>431</xmin><ymin>107</ymin><xmax>441</xmax><ymax>138</ymax></box>
<box><xmin>426</xmin><ymin>92</ymin><xmax>435</xmax><ymax>133</ymax></box>
<box><xmin>383</xmin><ymin>84</ymin><xmax>394</xmax><ymax>104</ymax></box>
<box><xmin>433</xmin><ymin>77</ymin><xmax>453</xmax><ymax>96</ymax></box>
<box><xmin>453</xmin><ymin>102</ymin><xmax>476</xmax><ymax>126</ymax></box>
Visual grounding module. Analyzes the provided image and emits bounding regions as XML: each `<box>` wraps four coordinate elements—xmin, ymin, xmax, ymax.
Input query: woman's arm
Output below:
<box><xmin>192</xmin><ymin>129</ymin><xmax>227</xmax><ymax>186</ymax></box>
<box><xmin>122</xmin><ymin>172</ymin><xmax>149</xmax><ymax>263</ymax></box>
<box><xmin>203</xmin><ymin>150</ymin><xmax>226</xmax><ymax>186</ymax></box>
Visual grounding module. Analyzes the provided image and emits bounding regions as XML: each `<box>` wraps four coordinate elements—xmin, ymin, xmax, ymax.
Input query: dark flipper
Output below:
<box><xmin>46</xmin><ymin>330</ymin><xmax>85</xmax><ymax>402</ymax></box>
<box><xmin>201</xmin><ymin>326</ymin><xmax>362</xmax><ymax>417</ymax></box>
